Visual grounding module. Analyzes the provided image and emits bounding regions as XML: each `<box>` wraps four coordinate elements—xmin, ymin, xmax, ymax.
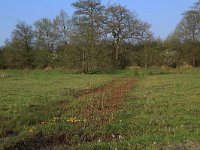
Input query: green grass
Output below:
<box><xmin>1</xmin><ymin>68</ymin><xmax>200</xmax><ymax>149</ymax></box>
<box><xmin>0</xmin><ymin>70</ymin><xmax>115</xmax><ymax>149</ymax></box>
<box><xmin>79</xmin><ymin>68</ymin><xmax>200</xmax><ymax>149</ymax></box>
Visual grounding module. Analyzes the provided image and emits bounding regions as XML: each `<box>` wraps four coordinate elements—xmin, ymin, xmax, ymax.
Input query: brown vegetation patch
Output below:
<box><xmin>7</xmin><ymin>132</ymin><xmax>123</xmax><ymax>150</ymax></box>
<box><xmin>64</xmin><ymin>79</ymin><xmax>120</xmax><ymax>99</ymax></box>
<box><xmin>64</xmin><ymin>86</ymin><xmax>105</xmax><ymax>99</ymax></box>
<box><xmin>77</xmin><ymin>78</ymin><xmax>136</xmax><ymax>125</ymax></box>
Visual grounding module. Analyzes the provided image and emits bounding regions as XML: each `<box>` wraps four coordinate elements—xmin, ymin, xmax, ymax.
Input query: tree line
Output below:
<box><xmin>165</xmin><ymin>0</ymin><xmax>200</xmax><ymax>67</ymax></box>
<box><xmin>0</xmin><ymin>0</ymin><xmax>200</xmax><ymax>72</ymax></box>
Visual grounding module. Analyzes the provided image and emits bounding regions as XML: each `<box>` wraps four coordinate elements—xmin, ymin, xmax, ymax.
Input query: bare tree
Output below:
<box><xmin>34</xmin><ymin>18</ymin><xmax>56</xmax><ymax>52</ymax></box>
<box><xmin>53</xmin><ymin>10</ymin><xmax>72</xmax><ymax>46</ymax></box>
<box><xmin>105</xmin><ymin>5</ymin><xmax>152</xmax><ymax>68</ymax></box>
<box><xmin>72</xmin><ymin>0</ymin><xmax>105</xmax><ymax>73</ymax></box>
<box><xmin>175</xmin><ymin>10</ymin><xmax>200</xmax><ymax>66</ymax></box>
<box><xmin>11</xmin><ymin>21</ymin><xmax>34</xmax><ymax>67</ymax></box>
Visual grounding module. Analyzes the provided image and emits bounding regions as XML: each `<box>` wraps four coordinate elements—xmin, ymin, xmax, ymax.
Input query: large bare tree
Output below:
<box><xmin>72</xmin><ymin>0</ymin><xmax>105</xmax><ymax>73</ymax></box>
<box><xmin>105</xmin><ymin>5</ymin><xmax>152</xmax><ymax>68</ymax></box>
<box><xmin>174</xmin><ymin>9</ymin><xmax>200</xmax><ymax>66</ymax></box>
<box><xmin>11</xmin><ymin>22</ymin><xmax>34</xmax><ymax>67</ymax></box>
<box><xmin>53</xmin><ymin>10</ymin><xmax>72</xmax><ymax>46</ymax></box>
<box><xmin>34</xmin><ymin>18</ymin><xmax>56</xmax><ymax>52</ymax></box>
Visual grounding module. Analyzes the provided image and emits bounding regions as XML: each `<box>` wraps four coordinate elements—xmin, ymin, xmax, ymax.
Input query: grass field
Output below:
<box><xmin>1</xmin><ymin>68</ymin><xmax>200</xmax><ymax>149</ymax></box>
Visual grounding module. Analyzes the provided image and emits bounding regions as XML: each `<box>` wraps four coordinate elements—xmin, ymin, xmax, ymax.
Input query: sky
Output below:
<box><xmin>0</xmin><ymin>0</ymin><xmax>197</xmax><ymax>46</ymax></box>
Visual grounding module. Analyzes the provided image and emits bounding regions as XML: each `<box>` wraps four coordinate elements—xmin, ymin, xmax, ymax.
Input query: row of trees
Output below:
<box><xmin>0</xmin><ymin>0</ymin><xmax>153</xmax><ymax>72</ymax></box>
<box><xmin>1</xmin><ymin>0</ymin><xmax>200</xmax><ymax>72</ymax></box>
<box><xmin>166</xmin><ymin>0</ymin><xmax>200</xmax><ymax>67</ymax></box>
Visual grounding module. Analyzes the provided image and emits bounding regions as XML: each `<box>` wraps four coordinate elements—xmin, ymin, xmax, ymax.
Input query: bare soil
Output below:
<box><xmin>78</xmin><ymin>78</ymin><xmax>136</xmax><ymax>125</ymax></box>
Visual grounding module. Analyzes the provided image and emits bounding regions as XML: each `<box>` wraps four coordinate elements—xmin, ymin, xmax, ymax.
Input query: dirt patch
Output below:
<box><xmin>2</xmin><ymin>130</ymin><xmax>18</xmax><ymax>139</ymax></box>
<box><xmin>64</xmin><ymin>86</ymin><xmax>104</xmax><ymax>98</ymax></box>
<box><xmin>6</xmin><ymin>132</ymin><xmax>122</xmax><ymax>150</ymax></box>
<box><xmin>77</xmin><ymin>78</ymin><xmax>136</xmax><ymax>125</ymax></box>
<box><xmin>64</xmin><ymin>79</ymin><xmax>119</xmax><ymax>99</ymax></box>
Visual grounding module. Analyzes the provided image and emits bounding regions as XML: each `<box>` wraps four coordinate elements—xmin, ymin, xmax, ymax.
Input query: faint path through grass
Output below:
<box><xmin>4</xmin><ymin>77</ymin><xmax>136</xmax><ymax>149</ymax></box>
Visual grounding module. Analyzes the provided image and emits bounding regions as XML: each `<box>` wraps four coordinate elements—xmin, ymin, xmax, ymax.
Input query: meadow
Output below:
<box><xmin>1</xmin><ymin>68</ymin><xmax>200</xmax><ymax>149</ymax></box>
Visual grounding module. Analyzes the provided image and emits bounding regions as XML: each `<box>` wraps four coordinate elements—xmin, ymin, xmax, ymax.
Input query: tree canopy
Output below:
<box><xmin>1</xmin><ymin>0</ymin><xmax>200</xmax><ymax>70</ymax></box>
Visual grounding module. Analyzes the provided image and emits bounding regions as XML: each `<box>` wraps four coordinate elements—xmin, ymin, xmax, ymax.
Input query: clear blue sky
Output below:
<box><xmin>0</xmin><ymin>0</ymin><xmax>196</xmax><ymax>46</ymax></box>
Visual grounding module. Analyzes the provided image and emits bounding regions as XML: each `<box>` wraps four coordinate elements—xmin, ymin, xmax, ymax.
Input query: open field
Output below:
<box><xmin>1</xmin><ymin>69</ymin><xmax>200</xmax><ymax>149</ymax></box>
